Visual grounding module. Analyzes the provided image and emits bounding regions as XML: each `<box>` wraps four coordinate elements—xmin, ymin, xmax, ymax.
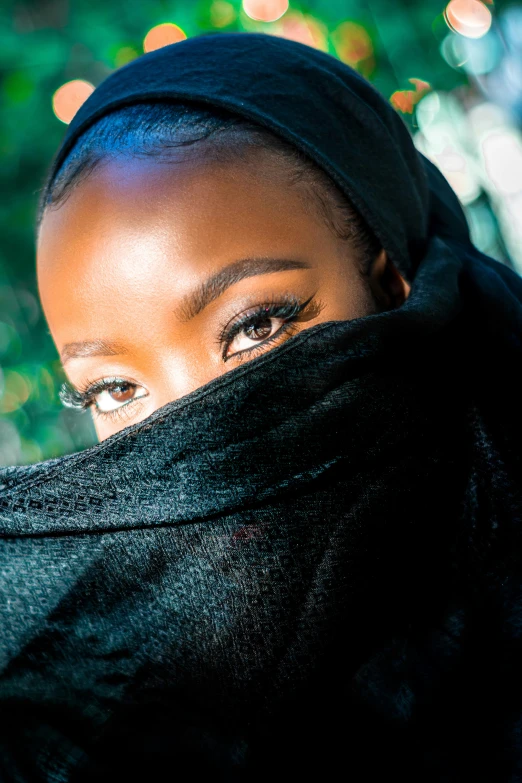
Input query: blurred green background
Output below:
<box><xmin>1</xmin><ymin>0</ymin><xmax>521</xmax><ymax>465</ymax></box>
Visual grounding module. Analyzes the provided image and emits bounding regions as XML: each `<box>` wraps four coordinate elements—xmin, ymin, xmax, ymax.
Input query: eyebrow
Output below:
<box><xmin>60</xmin><ymin>256</ymin><xmax>311</xmax><ymax>365</ymax></box>
<box><xmin>60</xmin><ymin>339</ymin><xmax>128</xmax><ymax>366</ymax></box>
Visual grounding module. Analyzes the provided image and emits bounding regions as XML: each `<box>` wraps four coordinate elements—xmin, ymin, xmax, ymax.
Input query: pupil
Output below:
<box><xmin>111</xmin><ymin>384</ymin><xmax>134</xmax><ymax>403</ymax></box>
<box><xmin>246</xmin><ymin>319</ymin><xmax>272</xmax><ymax>341</ymax></box>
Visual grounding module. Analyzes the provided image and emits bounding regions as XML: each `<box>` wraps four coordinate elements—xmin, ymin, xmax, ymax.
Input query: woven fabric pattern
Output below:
<box><xmin>3</xmin><ymin>31</ymin><xmax>522</xmax><ymax>781</ymax></box>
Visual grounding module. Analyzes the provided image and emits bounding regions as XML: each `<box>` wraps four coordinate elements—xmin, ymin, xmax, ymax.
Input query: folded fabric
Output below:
<box><xmin>2</xmin><ymin>31</ymin><xmax>522</xmax><ymax>782</ymax></box>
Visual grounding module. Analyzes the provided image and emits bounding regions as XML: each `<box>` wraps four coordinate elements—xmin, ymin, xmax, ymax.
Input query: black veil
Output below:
<box><xmin>1</xmin><ymin>31</ymin><xmax>522</xmax><ymax>782</ymax></box>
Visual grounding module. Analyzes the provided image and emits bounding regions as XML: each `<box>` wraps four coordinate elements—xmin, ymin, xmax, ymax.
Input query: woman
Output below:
<box><xmin>36</xmin><ymin>99</ymin><xmax>410</xmax><ymax>442</ymax></box>
<box><xmin>1</xmin><ymin>30</ymin><xmax>522</xmax><ymax>782</ymax></box>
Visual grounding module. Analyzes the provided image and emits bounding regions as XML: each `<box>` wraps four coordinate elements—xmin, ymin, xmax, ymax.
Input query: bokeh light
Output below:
<box><xmin>242</xmin><ymin>0</ymin><xmax>289</xmax><ymax>23</ymax></box>
<box><xmin>275</xmin><ymin>12</ymin><xmax>328</xmax><ymax>50</ymax></box>
<box><xmin>441</xmin><ymin>31</ymin><xmax>471</xmax><ymax>68</ymax></box>
<box><xmin>52</xmin><ymin>79</ymin><xmax>95</xmax><ymax>124</ymax></box>
<box><xmin>444</xmin><ymin>0</ymin><xmax>492</xmax><ymax>39</ymax></box>
<box><xmin>115</xmin><ymin>46</ymin><xmax>139</xmax><ymax>68</ymax></box>
<box><xmin>0</xmin><ymin>420</ymin><xmax>21</xmax><ymax>466</ymax></box>
<box><xmin>410</xmin><ymin>78</ymin><xmax>432</xmax><ymax>94</ymax></box>
<box><xmin>391</xmin><ymin>79</ymin><xmax>431</xmax><ymax>114</ymax></box>
<box><xmin>0</xmin><ymin>321</ymin><xmax>21</xmax><ymax>361</ymax></box>
<box><xmin>331</xmin><ymin>22</ymin><xmax>373</xmax><ymax>68</ymax></box>
<box><xmin>441</xmin><ymin>28</ymin><xmax>502</xmax><ymax>74</ymax></box>
<box><xmin>0</xmin><ymin>369</ymin><xmax>31</xmax><ymax>413</ymax></box>
<box><xmin>416</xmin><ymin>90</ymin><xmax>443</xmax><ymax>131</ymax></box>
<box><xmin>415</xmin><ymin>132</ymin><xmax>481</xmax><ymax>204</ymax></box>
<box><xmin>143</xmin><ymin>23</ymin><xmax>187</xmax><ymax>53</ymax></box>
<box><xmin>500</xmin><ymin>6</ymin><xmax>522</xmax><ymax>50</ymax></box>
<box><xmin>391</xmin><ymin>91</ymin><xmax>416</xmax><ymax>114</ymax></box>
<box><xmin>467</xmin><ymin>103</ymin><xmax>522</xmax><ymax>271</ymax></box>
<box><xmin>414</xmin><ymin>91</ymin><xmax>482</xmax><ymax>205</ymax></box>
<box><xmin>482</xmin><ymin>131</ymin><xmax>522</xmax><ymax>196</ymax></box>
<box><xmin>210</xmin><ymin>0</ymin><xmax>237</xmax><ymax>27</ymax></box>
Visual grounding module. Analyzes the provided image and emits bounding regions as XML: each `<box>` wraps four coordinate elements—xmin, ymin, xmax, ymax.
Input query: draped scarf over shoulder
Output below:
<box><xmin>2</xmin><ymin>31</ymin><xmax>522</xmax><ymax>783</ymax></box>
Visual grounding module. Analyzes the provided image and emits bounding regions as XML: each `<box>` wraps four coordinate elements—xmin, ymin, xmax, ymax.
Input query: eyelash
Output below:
<box><xmin>59</xmin><ymin>293</ymin><xmax>319</xmax><ymax>423</ymax></box>
<box><xmin>217</xmin><ymin>292</ymin><xmax>316</xmax><ymax>362</ymax></box>
<box><xmin>59</xmin><ymin>377</ymin><xmax>145</xmax><ymax>424</ymax></box>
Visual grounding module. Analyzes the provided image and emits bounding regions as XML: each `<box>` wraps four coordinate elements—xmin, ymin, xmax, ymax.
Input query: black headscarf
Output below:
<box><xmin>2</xmin><ymin>31</ymin><xmax>522</xmax><ymax>782</ymax></box>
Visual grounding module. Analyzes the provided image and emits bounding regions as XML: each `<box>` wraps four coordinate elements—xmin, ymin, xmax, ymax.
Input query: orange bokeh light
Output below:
<box><xmin>444</xmin><ymin>0</ymin><xmax>492</xmax><ymax>39</ymax></box>
<box><xmin>277</xmin><ymin>12</ymin><xmax>328</xmax><ymax>50</ymax></box>
<box><xmin>391</xmin><ymin>91</ymin><xmax>416</xmax><ymax>114</ymax></box>
<box><xmin>242</xmin><ymin>0</ymin><xmax>289</xmax><ymax>23</ymax></box>
<box><xmin>409</xmin><ymin>78</ymin><xmax>432</xmax><ymax>96</ymax></box>
<box><xmin>52</xmin><ymin>79</ymin><xmax>95</xmax><ymax>124</ymax></box>
<box><xmin>143</xmin><ymin>23</ymin><xmax>187</xmax><ymax>53</ymax></box>
<box><xmin>391</xmin><ymin>79</ymin><xmax>431</xmax><ymax>114</ymax></box>
<box><xmin>332</xmin><ymin>21</ymin><xmax>373</xmax><ymax>66</ymax></box>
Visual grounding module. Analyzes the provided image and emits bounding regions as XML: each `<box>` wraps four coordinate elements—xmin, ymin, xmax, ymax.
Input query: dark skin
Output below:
<box><xmin>37</xmin><ymin>145</ymin><xmax>410</xmax><ymax>443</ymax></box>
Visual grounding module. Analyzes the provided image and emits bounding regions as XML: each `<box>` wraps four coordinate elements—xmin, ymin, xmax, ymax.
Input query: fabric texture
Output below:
<box><xmin>2</xmin><ymin>31</ymin><xmax>522</xmax><ymax>782</ymax></box>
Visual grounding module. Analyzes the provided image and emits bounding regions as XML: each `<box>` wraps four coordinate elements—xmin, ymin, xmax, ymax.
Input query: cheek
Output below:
<box><xmin>91</xmin><ymin>412</ymin><xmax>105</xmax><ymax>444</ymax></box>
<box><xmin>90</xmin><ymin>411</ymin><xmax>101</xmax><ymax>442</ymax></box>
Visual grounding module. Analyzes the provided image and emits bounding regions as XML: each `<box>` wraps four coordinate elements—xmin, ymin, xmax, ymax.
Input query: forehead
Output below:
<box><xmin>36</xmin><ymin>151</ymin><xmax>335</xmax><ymax>333</ymax></box>
<box><xmin>37</xmin><ymin>149</ymin><xmax>320</xmax><ymax>269</ymax></box>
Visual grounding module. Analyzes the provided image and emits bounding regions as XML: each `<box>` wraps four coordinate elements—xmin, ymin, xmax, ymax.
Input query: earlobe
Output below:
<box><xmin>386</xmin><ymin>255</ymin><xmax>411</xmax><ymax>307</ymax></box>
<box><xmin>369</xmin><ymin>249</ymin><xmax>411</xmax><ymax>311</ymax></box>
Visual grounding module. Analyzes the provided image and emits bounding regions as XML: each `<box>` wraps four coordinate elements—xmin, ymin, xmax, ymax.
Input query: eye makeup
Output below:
<box><xmin>217</xmin><ymin>292</ymin><xmax>318</xmax><ymax>361</ymax></box>
<box><xmin>59</xmin><ymin>291</ymin><xmax>323</xmax><ymax>423</ymax></box>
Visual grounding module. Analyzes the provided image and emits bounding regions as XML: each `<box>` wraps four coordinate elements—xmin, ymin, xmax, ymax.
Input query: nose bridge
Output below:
<box><xmin>152</xmin><ymin>346</ymin><xmax>223</xmax><ymax>408</ymax></box>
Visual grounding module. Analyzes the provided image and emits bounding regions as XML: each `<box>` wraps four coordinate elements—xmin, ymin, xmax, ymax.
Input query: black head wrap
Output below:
<box><xmin>46</xmin><ymin>30</ymin><xmax>473</xmax><ymax>280</ymax></box>
<box><xmin>2</xmin><ymin>31</ymin><xmax>522</xmax><ymax>782</ymax></box>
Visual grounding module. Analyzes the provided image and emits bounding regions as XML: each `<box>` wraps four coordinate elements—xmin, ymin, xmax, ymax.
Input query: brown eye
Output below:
<box><xmin>94</xmin><ymin>382</ymin><xmax>148</xmax><ymax>414</ymax></box>
<box><xmin>244</xmin><ymin>319</ymin><xmax>273</xmax><ymax>341</ymax></box>
<box><xmin>108</xmin><ymin>384</ymin><xmax>135</xmax><ymax>403</ymax></box>
<box><xmin>226</xmin><ymin>315</ymin><xmax>286</xmax><ymax>358</ymax></box>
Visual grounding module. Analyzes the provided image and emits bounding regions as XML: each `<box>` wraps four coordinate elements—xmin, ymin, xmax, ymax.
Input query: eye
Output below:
<box><xmin>94</xmin><ymin>381</ymin><xmax>147</xmax><ymax>414</ymax></box>
<box><xmin>59</xmin><ymin>376</ymin><xmax>149</xmax><ymax>421</ymax></box>
<box><xmin>226</xmin><ymin>312</ymin><xmax>290</xmax><ymax>358</ymax></box>
<box><xmin>219</xmin><ymin>294</ymin><xmax>320</xmax><ymax>363</ymax></box>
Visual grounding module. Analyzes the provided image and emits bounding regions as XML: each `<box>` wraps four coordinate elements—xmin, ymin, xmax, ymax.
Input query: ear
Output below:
<box><xmin>367</xmin><ymin>249</ymin><xmax>411</xmax><ymax>311</ymax></box>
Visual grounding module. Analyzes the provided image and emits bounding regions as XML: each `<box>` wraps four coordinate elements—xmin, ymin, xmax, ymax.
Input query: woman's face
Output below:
<box><xmin>37</xmin><ymin>144</ymin><xmax>410</xmax><ymax>442</ymax></box>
